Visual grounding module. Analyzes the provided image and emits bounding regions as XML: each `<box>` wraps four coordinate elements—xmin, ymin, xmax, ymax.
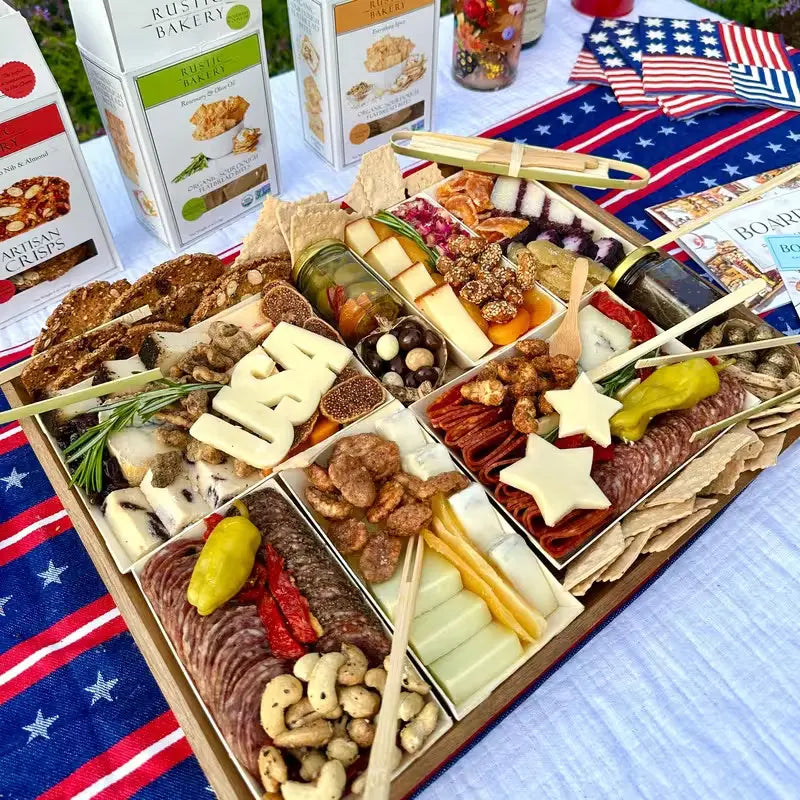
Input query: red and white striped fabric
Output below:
<box><xmin>569</xmin><ymin>45</ymin><xmax>610</xmax><ymax>86</ymax></box>
<box><xmin>642</xmin><ymin>54</ymin><xmax>736</xmax><ymax>96</ymax></box>
<box><xmin>720</xmin><ymin>22</ymin><xmax>791</xmax><ymax>71</ymax></box>
<box><xmin>658</xmin><ymin>92</ymin><xmax>749</xmax><ymax>119</ymax></box>
<box><xmin>605</xmin><ymin>67</ymin><xmax>658</xmax><ymax>109</ymax></box>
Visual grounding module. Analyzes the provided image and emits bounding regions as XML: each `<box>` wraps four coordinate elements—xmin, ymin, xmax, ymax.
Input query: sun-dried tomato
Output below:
<box><xmin>265</xmin><ymin>544</ymin><xmax>318</xmax><ymax>644</ymax></box>
<box><xmin>202</xmin><ymin>513</ymin><xmax>224</xmax><ymax>540</ymax></box>
<box><xmin>555</xmin><ymin>434</ymin><xmax>615</xmax><ymax>462</ymax></box>
<box><xmin>235</xmin><ymin>561</ymin><xmax>267</xmax><ymax>604</ymax></box>
<box><xmin>589</xmin><ymin>292</ymin><xmax>656</xmax><ymax>343</ymax></box>
<box><xmin>257</xmin><ymin>594</ymin><xmax>306</xmax><ymax>659</ymax></box>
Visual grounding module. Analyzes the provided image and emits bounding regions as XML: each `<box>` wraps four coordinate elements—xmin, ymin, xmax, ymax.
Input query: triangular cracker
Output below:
<box><xmin>642</xmin><ymin>508</ymin><xmax>712</xmax><ymax>554</ymax></box>
<box><xmin>405</xmin><ymin>163</ymin><xmax>444</xmax><ymax>197</ymax></box>
<box><xmin>703</xmin><ymin>456</ymin><xmax>745</xmax><ymax>495</ymax></box>
<box><xmin>620</xmin><ymin>499</ymin><xmax>694</xmax><ymax>539</ymax></box>
<box><xmin>744</xmin><ymin>432</ymin><xmax>785</xmax><ymax>471</ymax></box>
<box><xmin>345</xmin><ymin>144</ymin><xmax>405</xmax><ymax>216</ymax></box>
<box><xmin>289</xmin><ymin>206</ymin><xmax>352</xmax><ymax>262</ymax></box>
<box><xmin>598</xmin><ymin>530</ymin><xmax>650</xmax><ymax>583</ymax></box>
<box><xmin>236</xmin><ymin>195</ymin><xmax>287</xmax><ymax>264</ymax></box>
<box><xmin>562</xmin><ymin>524</ymin><xmax>624</xmax><ymax>592</ymax></box>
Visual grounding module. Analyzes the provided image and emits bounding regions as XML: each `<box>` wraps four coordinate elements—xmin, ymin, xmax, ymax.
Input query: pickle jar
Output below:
<box><xmin>608</xmin><ymin>246</ymin><xmax>727</xmax><ymax>343</ymax></box>
<box><xmin>293</xmin><ymin>239</ymin><xmax>401</xmax><ymax>345</ymax></box>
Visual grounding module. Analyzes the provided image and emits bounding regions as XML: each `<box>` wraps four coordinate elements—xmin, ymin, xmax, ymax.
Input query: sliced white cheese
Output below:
<box><xmin>103</xmin><ymin>487</ymin><xmax>168</xmax><ymax>561</ymax></box>
<box><xmin>212</xmin><ymin>386</ymin><xmax>297</xmax><ymax>448</ymax></box>
<box><xmin>402</xmin><ymin>443</ymin><xmax>456</xmax><ymax>479</ymax></box>
<box><xmin>49</xmin><ymin>377</ymin><xmax>96</xmax><ymax>423</ymax></box>
<box><xmin>140</xmin><ymin>468</ymin><xmax>211</xmax><ymax>535</ymax></box>
<box><xmin>410</xmin><ymin>590</ymin><xmax>491</xmax><ymax>664</ymax></box>
<box><xmin>345</xmin><ymin>218</ymin><xmax>380</xmax><ymax>257</ymax></box>
<box><xmin>375</xmin><ymin>409</ymin><xmax>427</xmax><ymax>455</ymax></box>
<box><xmin>189</xmin><ymin>458</ymin><xmax>260</xmax><ymax>508</ymax></box>
<box><xmin>577</xmin><ymin>304</ymin><xmax>633</xmax><ymax>372</ymax></box>
<box><xmin>448</xmin><ymin>484</ymin><xmax>506</xmax><ymax>554</ymax></box>
<box><xmin>364</xmin><ymin>237</ymin><xmax>412</xmax><ymax>280</ymax></box>
<box><xmin>372</xmin><ymin>546</ymin><xmax>462</xmax><ymax>619</ymax></box>
<box><xmin>190</xmin><ymin>413</ymin><xmax>292</xmax><ymax>470</ymax></box>
<box><xmin>487</xmin><ymin>536</ymin><xmax>558</xmax><ymax>617</ymax></box>
<box><xmin>392</xmin><ymin>262</ymin><xmax>436</xmax><ymax>302</ymax></box>
<box><xmin>107</xmin><ymin>426</ymin><xmax>178</xmax><ymax>486</ymax></box>
<box><xmin>229</xmin><ymin>347</ymin><xmax>276</xmax><ymax>392</ymax></box>
<box><xmin>429</xmin><ymin>622</ymin><xmax>523</xmax><ymax>706</ymax></box>
<box><xmin>263</xmin><ymin>322</ymin><xmax>351</xmax><ymax>392</ymax></box>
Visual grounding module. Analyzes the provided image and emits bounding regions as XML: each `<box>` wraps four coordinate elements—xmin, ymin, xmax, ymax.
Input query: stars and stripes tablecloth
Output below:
<box><xmin>3</xmin><ymin>82</ymin><xmax>800</xmax><ymax>799</ymax></box>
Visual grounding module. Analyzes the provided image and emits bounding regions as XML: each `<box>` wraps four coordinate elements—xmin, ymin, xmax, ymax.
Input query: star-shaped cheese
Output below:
<box><xmin>499</xmin><ymin>435</ymin><xmax>610</xmax><ymax>527</ymax></box>
<box><xmin>544</xmin><ymin>373</ymin><xmax>622</xmax><ymax>448</ymax></box>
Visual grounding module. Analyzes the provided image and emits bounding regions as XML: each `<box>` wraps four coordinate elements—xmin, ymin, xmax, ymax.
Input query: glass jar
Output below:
<box><xmin>608</xmin><ymin>246</ymin><xmax>727</xmax><ymax>344</ymax></box>
<box><xmin>293</xmin><ymin>239</ymin><xmax>401</xmax><ymax>345</ymax></box>
<box><xmin>452</xmin><ymin>0</ymin><xmax>526</xmax><ymax>90</ymax></box>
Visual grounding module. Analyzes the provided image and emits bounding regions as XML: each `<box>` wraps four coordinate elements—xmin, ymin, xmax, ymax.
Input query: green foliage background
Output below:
<box><xmin>9</xmin><ymin>1</ymin><xmax>799</xmax><ymax>142</ymax></box>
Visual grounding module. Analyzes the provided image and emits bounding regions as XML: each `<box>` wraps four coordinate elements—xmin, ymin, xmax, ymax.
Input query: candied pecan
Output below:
<box><xmin>460</xmin><ymin>378</ymin><xmax>507</xmax><ymax>406</ymax></box>
<box><xmin>516</xmin><ymin>339</ymin><xmax>549</xmax><ymax>357</ymax></box>
<box><xmin>550</xmin><ymin>354</ymin><xmax>578</xmax><ymax>388</ymax></box>
<box><xmin>392</xmin><ymin>471</ymin><xmax>426</xmax><ymax>500</ymax></box>
<box><xmin>149</xmin><ymin>451</ymin><xmax>184</xmax><ymax>488</ymax></box>
<box><xmin>385</xmin><ymin>502</ymin><xmax>433</xmax><ymax>537</ymax></box>
<box><xmin>185</xmin><ymin>438</ymin><xmax>226</xmax><ymax>463</ymax></box>
<box><xmin>155</xmin><ymin>426</ymin><xmax>190</xmax><ymax>449</ymax></box>
<box><xmin>459</xmin><ymin>279</ymin><xmax>492</xmax><ymax>305</ymax></box>
<box><xmin>416</xmin><ymin>471</ymin><xmax>470</xmax><ymax>500</ymax></box>
<box><xmin>304</xmin><ymin>486</ymin><xmax>355</xmax><ymax>520</ymax></box>
<box><xmin>537</xmin><ymin>394</ymin><xmax>555</xmax><ymax>415</ymax></box>
<box><xmin>153</xmin><ymin>407</ymin><xmax>194</xmax><ymax>429</ymax></box>
<box><xmin>474</xmin><ymin>361</ymin><xmax>500</xmax><ymax>381</ymax></box>
<box><xmin>181</xmin><ymin>390</ymin><xmax>209</xmax><ymax>420</ymax></box>
<box><xmin>328</xmin><ymin>518</ymin><xmax>368</xmax><ymax>554</ymax></box>
<box><xmin>497</xmin><ymin>357</ymin><xmax>528</xmax><ymax>383</ymax></box>
<box><xmin>331</xmin><ymin>434</ymin><xmax>400</xmax><ymax>480</ymax></box>
<box><xmin>305</xmin><ymin>463</ymin><xmax>336</xmax><ymax>493</ymax></box>
<box><xmin>328</xmin><ymin>453</ymin><xmax>376</xmax><ymax>508</ymax></box>
<box><xmin>359</xmin><ymin>533</ymin><xmax>403</xmax><ymax>583</ymax></box>
<box><xmin>481</xmin><ymin>300</ymin><xmax>517</xmax><ymax>324</ymax></box>
<box><xmin>208</xmin><ymin>321</ymin><xmax>255</xmax><ymax>362</ymax></box>
<box><xmin>366</xmin><ymin>480</ymin><xmax>405</xmax><ymax>523</ymax></box>
<box><xmin>503</xmin><ymin>283</ymin><xmax>524</xmax><ymax>307</ymax></box>
<box><xmin>510</xmin><ymin>379</ymin><xmax>541</xmax><ymax>399</ymax></box>
<box><xmin>512</xmin><ymin>396</ymin><xmax>538</xmax><ymax>434</ymax></box>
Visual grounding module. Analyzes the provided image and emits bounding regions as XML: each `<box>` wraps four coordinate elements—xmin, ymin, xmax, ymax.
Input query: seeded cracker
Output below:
<box><xmin>644</xmin><ymin>423</ymin><xmax>758</xmax><ymax>507</ymax></box>
<box><xmin>290</xmin><ymin>206</ymin><xmax>353</xmax><ymax>263</ymax></box>
<box><xmin>744</xmin><ymin>433</ymin><xmax>785</xmax><ymax>471</ymax></box>
<box><xmin>620</xmin><ymin>498</ymin><xmax>695</xmax><ymax>539</ymax></box>
<box><xmin>344</xmin><ymin>144</ymin><xmax>405</xmax><ymax>216</ymax></box>
<box><xmin>703</xmin><ymin>456</ymin><xmax>746</xmax><ymax>495</ymax></box>
<box><xmin>643</xmin><ymin>508</ymin><xmax>713</xmax><ymax>554</ymax></box>
<box><xmin>598</xmin><ymin>530</ymin><xmax>650</xmax><ymax>583</ymax></box>
<box><xmin>756</xmin><ymin>409</ymin><xmax>800</xmax><ymax>438</ymax></box>
<box><xmin>405</xmin><ymin>164</ymin><xmax>444</xmax><ymax>197</ymax></box>
<box><xmin>562</xmin><ymin>523</ymin><xmax>624</xmax><ymax>592</ymax></box>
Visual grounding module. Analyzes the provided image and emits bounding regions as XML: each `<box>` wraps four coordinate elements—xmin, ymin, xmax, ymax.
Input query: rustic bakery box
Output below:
<box><xmin>287</xmin><ymin>0</ymin><xmax>440</xmax><ymax>170</ymax></box>
<box><xmin>69</xmin><ymin>0</ymin><xmax>281</xmax><ymax>251</ymax></box>
<box><xmin>0</xmin><ymin>2</ymin><xmax>120</xmax><ymax>351</ymax></box>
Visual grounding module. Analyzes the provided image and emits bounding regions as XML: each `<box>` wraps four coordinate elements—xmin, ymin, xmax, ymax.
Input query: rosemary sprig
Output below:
<box><xmin>598</xmin><ymin>346</ymin><xmax>661</xmax><ymax>398</ymax></box>
<box><xmin>371</xmin><ymin>211</ymin><xmax>439</xmax><ymax>267</ymax></box>
<box><xmin>62</xmin><ymin>380</ymin><xmax>221</xmax><ymax>494</ymax></box>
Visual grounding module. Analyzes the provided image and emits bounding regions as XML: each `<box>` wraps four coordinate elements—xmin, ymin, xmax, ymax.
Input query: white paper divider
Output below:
<box><xmin>131</xmin><ymin>476</ymin><xmax>452</xmax><ymax>799</ymax></box>
<box><xmin>278</xmin><ymin>400</ymin><xmax>583</xmax><ymax>720</ymax></box>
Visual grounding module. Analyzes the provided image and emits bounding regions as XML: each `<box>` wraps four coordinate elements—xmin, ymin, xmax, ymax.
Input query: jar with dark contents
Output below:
<box><xmin>608</xmin><ymin>246</ymin><xmax>727</xmax><ymax>343</ymax></box>
<box><xmin>293</xmin><ymin>239</ymin><xmax>401</xmax><ymax>345</ymax></box>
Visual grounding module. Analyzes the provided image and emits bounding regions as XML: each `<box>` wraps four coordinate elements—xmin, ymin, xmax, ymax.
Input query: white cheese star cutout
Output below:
<box><xmin>544</xmin><ymin>372</ymin><xmax>622</xmax><ymax>447</ymax></box>
<box><xmin>499</xmin><ymin>435</ymin><xmax>610</xmax><ymax>527</ymax></box>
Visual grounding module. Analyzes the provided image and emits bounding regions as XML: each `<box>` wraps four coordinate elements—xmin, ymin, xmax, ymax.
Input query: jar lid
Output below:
<box><xmin>292</xmin><ymin>239</ymin><xmax>347</xmax><ymax>281</ymax></box>
<box><xmin>606</xmin><ymin>245</ymin><xmax>658</xmax><ymax>288</ymax></box>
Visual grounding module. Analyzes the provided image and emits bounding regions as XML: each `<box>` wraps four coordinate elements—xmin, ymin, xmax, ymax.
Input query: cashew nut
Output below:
<box><xmin>280</xmin><ymin>759</ymin><xmax>346</xmax><ymax>800</ymax></box>
<box><xmin>338</xmin><ymin>685</ymin><xmax>380</xmax><ymax>719</ymax></box>
<box><xmin>399</xmin><ymin>701</ymin><xmax>439</xmax><ymax>754</ymax></box>
<box><xmin>337</xmin><ymin>644</ymin><xmax>368</xmax><ymax>686</ymax></box>
<box><xmin>322</xmin><ymin>704</ymin><xmax>343</xmax><ymax>721</ymax></box>
<box><xmin>326</xmin><ymin>736</ymin><xmax>359</xmax><ymax>767</ymax></box>
<box><xmin>293</xmin><ymin>653</ymin><xmax>321</xmax><ymax>682</ymax></box>
<box><xmin>298</xmin><ymin>750</ymin><xmax>327</xmax><ymax>782</ymax></box>
<box><xmin>261</xmin><ymin>674</ymin><xmax>304</xmax><ymax>738</ymax></box>
<box><xmin>398</xmin><ymin>691</ymin><xmax>425</xmax><ymax>722</ymax></box>
<box><xmin>308</xmin><ymin>652</ymin><xmax>346</xmax><ymax>714</ymax></box>
<box><xmin>384</xmin><ymin>657</ymin><xmax>429</xmax><ymax>695</ymax></box>
<box><xmin>286</xmin><ymin>697</ymin><xmax>321</xmax><ymax>730</ymax></box>
<box><xmin>273</xmin><ymin>718</ymin><xmax>333</xmax><ymax>749</ymax></box>
<box><xmin>364</xmin><ymin>667</ymin><xmax>387</xmax><ymax>695</ymax></box>
<box><xmin>258</xmin><ymin>745</ymin><xmax>288</xmax><ymax>793</ymax></box>
<box><xmin>331</xmin><ymin>714</ymin><xmax>349</xmax><ymax>739</ymax></box>
<box><xmin>347</xmin><ymin>718</ymin><xmax>374</xmax><ymax>748</ymax></box>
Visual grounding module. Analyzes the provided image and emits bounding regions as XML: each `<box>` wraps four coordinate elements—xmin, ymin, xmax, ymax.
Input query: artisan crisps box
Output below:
<box><xmin>0</xmin><ymin>2</ymin><xmax>121</xmax><ymax>352</ymax></box>
<box><xmin>287</xmin><ymin>0</ymin><xmax>440</xmax><ymax>170</ymax></box>
<box><xmin>69</xmin><ymin>0</ymin><xmax>281</xmax><ymax>251</ymax></box>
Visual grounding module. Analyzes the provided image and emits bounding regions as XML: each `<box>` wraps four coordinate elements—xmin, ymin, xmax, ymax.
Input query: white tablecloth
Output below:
<box><xmin>81</xmin><ymin>2</ymin><xmax>800</xmax><ymax>798</ymax></box>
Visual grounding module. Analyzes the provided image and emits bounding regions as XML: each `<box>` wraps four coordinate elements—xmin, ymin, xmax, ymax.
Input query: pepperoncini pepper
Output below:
<box><xmin>610</xmin><ymin>358</ymin><xmax>720</xmax><ymax>442</ymax></box>
<box><xmin>187</xmin><ymin>514</ymin><xmax>262</xmax><ymax>616</ymax></box>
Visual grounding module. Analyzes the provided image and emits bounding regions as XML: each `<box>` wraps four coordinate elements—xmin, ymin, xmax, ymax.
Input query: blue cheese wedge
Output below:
<box><xmin>487</xmin><ymin>536</ymin><xmax>558</xmax><ymax>617</ymax></box>
<box><xmin>140</xmin><ymin>468</ymin><xmax>211</xmax><ymax>535</ymax></box>
<box><xmin>375</xmin><ymin>409</ymin><xmax>427</xmax><ymax>455</ymax></box>
<box><xmin>102</xmin><ymin>488</ymin><xmax>168</xmax><ymax>562</ymax></box>
<box><xmin>429</xmin><ymin>622</ymin><xmax>523</xmax><ymax>706</ymax></box>
<box><xmin>402</xmin><ymin>443</ymin><xmax>456</xmax><ymax>479</ymax></box>
<box><xmin>410</xmin><ymin>590</ymin><xmax>491</xmax><ymax>664</ymax></box>
<box><xmin>107</xmin><ymin>426</ymin><xmax>178</xmax><ymax>486</ymax></box>
<box><xmin>448</xmin><ymin>484</ymin><xmax>505</xmax><ymax>554</ymax></box>
<box><xmin>189</xmin><ymin>458</ymin><xmax>260</xmax><ymax>508</ymax></box>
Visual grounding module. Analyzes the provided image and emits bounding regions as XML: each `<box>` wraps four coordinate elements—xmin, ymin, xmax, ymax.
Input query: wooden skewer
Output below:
<box><xmin>0</xmin><ymin>368</ymin><xmax>162</xmax><ymax>425</ymax></box>
<box><xmin>364</xmin><ymin>534</ymin><xmax>425</xmax><ymax>800</ymax></box>
<box><xmin>690</xmin><ymin>382</ymin><xmax>800</xmax><ymax>442</ymax></box>
<box><xmin>649</xmin><ymin>162</ymin><xmax>800</xmax><ymax>250</ymax></box>
<box><xmin>635</xmin><ymin>335</ymin><xmax>800</xmax><ymax>368</ymax></box>
<box><xmin>586</xmin><ymin>280</ymin><xmax>767</xmax><ymax>383</ymax></box>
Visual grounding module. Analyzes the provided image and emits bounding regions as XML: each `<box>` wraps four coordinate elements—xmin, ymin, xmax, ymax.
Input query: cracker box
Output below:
<box><xmin>0</xmin><ymin>2</ymin><xmax>121</xmax><ymax>351</ymax></box>
<box><xmin>287</xmin><ymin>0</ymin><xmax>440</xmax><ymax>170</ymax></box>
<box><xmin>69</xmin><ymin>0</ymin><xmax>281</xmax><ymax>252</ymax></box>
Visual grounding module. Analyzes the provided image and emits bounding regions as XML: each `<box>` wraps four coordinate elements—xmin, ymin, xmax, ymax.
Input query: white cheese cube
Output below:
<box><xmin>189</xmin><ymin>459</ymin><xmax>260</xmax><ymax>508</ymax></box>
<box><xmin>487</xmin><ymin>536</ymin><xmax>559</xmax><ymax>617</ymax></box>
<box><xmin>364</xmin><ymin>237</ymin><xmax>413</xmax><ymax>280</ymax></box>
<box><xmin>103</xmin><ymin>488</ymin><xmax>168</xmax><ymax>562</ymax></box>
<box><xmin>375</xmin><ymin>409</ymin><xmax>427</xmax><ymax>455</ymax></box>
<box><xmin>372</xmin><ymin>546</ymin><xmax>462</xmax><ymax>619</ymax></box>
<box><xmin>345</xmin><ymin>218</ymin><xmax>380</xmax><ymax>257</ymax></box>
<box><xmin>429</xmin><ymin>622</ymin><xmax>523</xmax><ymax>706</ymax></box>
<box><xmin>140</xmin><ymin>468</ymin><xmax>211</xmax><ymax>535</ymax></box>
<box><xmin>448</xmin><ymin>484</ymin><xmax>506</xmax><ymax>554</ymax></box>
<box><xmin>49</xmin><ymin>377</ymin><xmax>96</xmax><ymax>424</ymax></box>
<box><xmin>392</xmin><ymin>262</ymin><xmax>435</xmax><ymax>302</ymax></box>
<box><xmin>107</xmin><ymin>426</ymin><xmax>178</xmax><ymax>486</ymax></box>
<box><xmin>410</xmin><ymin>590</ymin><xmax>491</xmax><ymax>664</ymax></box>
<box><xmin>402</xmin><ymin>443</ymin><xmax>455</xmax><ymax>479</ymax></box>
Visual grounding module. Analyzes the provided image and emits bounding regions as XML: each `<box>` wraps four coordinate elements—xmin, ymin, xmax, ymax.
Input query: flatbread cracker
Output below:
<box><xmin>703</xmin><ymin>456</ymin><xmax>745</xmax><ymax>495</ymax></box>
<box><xmin>740</xmin><ymin>439</ymin><xmax>764</xmax><ymax>460</ymax></box>
<box><xmin>620</xmin><ymin>499</ymin><xmax>695</xmax><ymax>539</ymax></box>
<box><xmin>275</xmin><ymin>193</ymin><xmax>330</xmax><ymax>248</ymax></box>
<box><xmin>570</xmin><ymin>568</ymin><xmax>605</xmax><ymax>597</ymax></box>
<box><xmin>644</xmin><ymin>423</ymin><xmax>758</xmax><ymax>507</ymax></box>
<box><xmin>345</xmin><ymin>144</ymin><xmax>405</xmax><ymax>216</ymax></box>
<box><xmin>405</xmin><ymin>164</ymin><xmax>444</xmax><ymax>197</ymax></box>
<box><xmin>290</xmin><ymin>207</ymin><xmax>352</xmax><ymax>262</ymax></box>
<box><xmin>757</xmin><ymin>409</ymin><xmax>800</xmax><ymax>438</ymax></box>
<box><xmin>748</xmin><ymin>401</ymin><xmax>800</xmax><ymax>419</ymax></box>
<box><xmin>744</xmin><ymin>432</ymin><xmax>785</xmax><ymax>471</ymax></box>
<box><xmin>749</xmin><ymin>414</ymin><xmax>786</xmax><ymax>430</ymax></box>
<box><xmin>693</xmin><ymin>497</ymin><xmax>718</xmax><ymax>510</ymax></box>
<box><xmin>642</xmin><ymin>509</ymin><xmax>712</xmax><ymax>554</ymax></box>
<box><xmin>562</xmin><ymin>524</ymin><xmax>624</xmax><ymax>591</ymax></box>
<box><xmin>598</xmin><ymin>530</ymin><xmax>650</xmax><ymax>583</ymax></box>
<box><xmin>236</xmin><ymin>196</ymin><xmax>287</xmax><ymax>264</ymax></box>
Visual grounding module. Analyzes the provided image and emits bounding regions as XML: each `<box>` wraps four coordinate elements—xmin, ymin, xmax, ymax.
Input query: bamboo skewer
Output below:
<box><xmin>587</xmin><ymin>280</ymin><xmax>767</xmax><ymax>383</ymax></box>
<box><xmin>364</xmin><ymin>535</ymin><xmax>425</xmax><ymax>800</ymax></box>
<box><xmin>0</xmin><ymin>368</ymin><xmax>162</xmax><ymax>424</ymax></box>
<box><xmin>635</xmin><ymin>335</ymin><xmax>800</xmax><ymax>368</ymax></box>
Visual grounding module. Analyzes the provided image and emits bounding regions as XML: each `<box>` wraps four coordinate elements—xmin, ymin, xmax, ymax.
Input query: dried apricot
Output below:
<box><xmin>462</xmin><ymin>299</ymin><xmax>489</xmax><ymax>333</ymax></box>
<box><xmin>522</xmin><ymin>288</ymin><xmax>553</xmax><ymax>327</ymax></box>
<box><xmin>487</xmin><ymin>307</ymin><xmax>531</xmax><ymax>346</ymax></box>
